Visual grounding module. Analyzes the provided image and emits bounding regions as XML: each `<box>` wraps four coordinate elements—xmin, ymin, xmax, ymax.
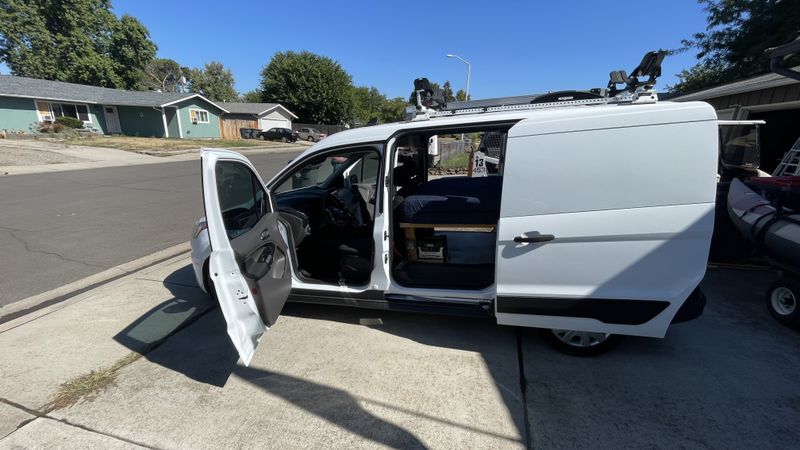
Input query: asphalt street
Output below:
<box><xmin>0</xmin><ymin>150</ymin><xmax>301</xmax><ymax>307</ymax></box>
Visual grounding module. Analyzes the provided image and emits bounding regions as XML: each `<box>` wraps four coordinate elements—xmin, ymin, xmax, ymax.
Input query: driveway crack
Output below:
<box><xmin>0</xmin><ymin>226</ymin><xmax>105</xmax><ymax>269</ymax></box>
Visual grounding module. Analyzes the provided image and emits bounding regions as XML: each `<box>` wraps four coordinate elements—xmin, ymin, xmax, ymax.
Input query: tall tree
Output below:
<box><xmin>671</xmin><ymin>0</ymin><xmax>800</xmax><ymax>92</ymax></box>
<box><xmin>0</xmin><ymin>0</ymin><xmax>156</xmax><ymax>89</ymax></box>
<box><xmin>110</xmin><ymin>15</ymin><xmax>157</xmax><ymax>90</ymax></box>
<box><xmin>260</xmin><ymin>51</ymin><xmax>353</xmax><ymax>124</ymax></box>
<box><xmin>442</xmin><ymin>81</ymin><xmax>455</xmax><ymax>102</ymax></box>
<box><xmin>455</xmin><ymin>89</ymin><xmax>467</xmax><ymax>101</ymax></box>
<box><xmin>141</xmin><ymin>58</ymin><xmax>184</xmax><ymax>92</ymax></box>
<box><xmin>186</xmin><ymin>61</ymin><xmax>237</xmax><ymax>101</ymax></box>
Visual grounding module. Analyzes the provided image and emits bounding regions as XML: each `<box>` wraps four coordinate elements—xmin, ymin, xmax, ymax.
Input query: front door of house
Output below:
<box><xmin>103</xmin><ymin>106</ymin><xmax>121</xmax><ymax>134</ymax></box>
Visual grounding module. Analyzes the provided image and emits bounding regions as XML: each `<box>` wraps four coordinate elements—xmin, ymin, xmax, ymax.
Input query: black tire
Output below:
<box><xmin>307</xmin><ymin>136</ymin><xmax>315</xmax><ymax>142</ymax></box>
<box><xmin>767</xmin><ymin>277</ymin><xmax>800</xmax><ymax>327</ymax></box>
<box><xmin>541</xmin><ymin>328</ymin><xmax>622</xmax><ymax>356</ymax></box>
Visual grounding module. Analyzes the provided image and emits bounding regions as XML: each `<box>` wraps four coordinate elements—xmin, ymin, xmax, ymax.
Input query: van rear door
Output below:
<box><xmin>494</xmin><ymin>102</ymin><xmax>718</xmax><ymax>337</ymax></box>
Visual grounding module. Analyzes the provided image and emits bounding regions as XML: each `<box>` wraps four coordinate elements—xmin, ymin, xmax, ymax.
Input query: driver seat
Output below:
<box><xmin>338</xmin><ymin>235</ymin><xmax>372</xmax><ymax>283</ymax></box>
<box><xmin>333</xmin><ymin>186</ymin><xmax>374</xmax><ymax>284</ymax></box>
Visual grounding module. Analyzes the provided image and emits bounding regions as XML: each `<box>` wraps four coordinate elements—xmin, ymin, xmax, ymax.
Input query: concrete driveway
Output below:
<box><xmin>1</xmin><ymin>260</ymin><xmax>798</xmax><ymax>449</ymax></box>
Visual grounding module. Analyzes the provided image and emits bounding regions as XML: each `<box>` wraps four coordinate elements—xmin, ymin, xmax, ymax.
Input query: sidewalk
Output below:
<box><xmin>0</xmin><ymin>139</ymin><xmax>307</xmax><ymax>176</ymax></box>
<box><xmin>0</xmin><ymin>247</ymin><xmax>525</xmax><ymax>449</ymax></box>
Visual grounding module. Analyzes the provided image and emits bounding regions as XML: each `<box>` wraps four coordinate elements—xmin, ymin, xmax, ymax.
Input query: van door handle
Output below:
<box><xmin>514</xmin><ymin>234</ymin><xmax>555</xmax><ymax>243</ymax></box>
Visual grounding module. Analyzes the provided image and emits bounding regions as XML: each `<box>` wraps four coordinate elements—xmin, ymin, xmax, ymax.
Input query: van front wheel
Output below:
<box><xmin>542</xmin><ymin>329</ymin><xmax>622</xmax><ymax>356</ymax></box>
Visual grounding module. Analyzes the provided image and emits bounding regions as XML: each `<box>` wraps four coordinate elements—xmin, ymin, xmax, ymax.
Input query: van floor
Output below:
<box><xmin>393</xmin><ymin>262</ymin><xmax>494</xmax><ymax>290</ymax></box>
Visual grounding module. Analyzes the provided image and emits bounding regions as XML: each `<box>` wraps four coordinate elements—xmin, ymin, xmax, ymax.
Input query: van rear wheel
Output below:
<box><xmin>542</xmin><ymin>329</ymin><xmax>621</xmax><ymax>356</ymax></box>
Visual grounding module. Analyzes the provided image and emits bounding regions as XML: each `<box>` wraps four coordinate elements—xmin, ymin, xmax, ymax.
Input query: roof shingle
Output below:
<box><xmin>0</xmin><ymin>75</ymin><xmax>219</xmax><ymax>108</ymax></box>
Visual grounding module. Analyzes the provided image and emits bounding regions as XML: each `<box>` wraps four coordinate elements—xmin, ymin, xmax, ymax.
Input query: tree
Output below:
<box><xmin>0</xmin><ymin>0</ymin><xmax>156</xmax><ymax>89</ymax></box>
<box><xmin>239</xmin><ymin>89</ymin><xmax>263</xmax><ymax>103</ymax></box>
<box><xmin>110</xmin><ymin>15</ymin><xmax>157</xmax><ymax>90</ymax></box>
<box><xmin>186</xmin><ymin>61</ymin><xmax>237</xmax><ymax>101</ymax></box>
<box><xmin>671</xmin><ymin>0</ymin><xmax>800</xmax><ymax>92</ymax></box>
<box><xmin>442</xmin><ymin>81</ymin><xmax>455</xmax><ymax>102</ymax></box>
<box><xmin>379</xmin><ymin>97</ymin><xmax>407</xmax><ymax>123</ymax></box>
<box><xmin>141</xmin><ymin>58</ymin><xmax>185</xmax><ymax>92</ymax></box>
<box><xmin>455</xmin><ymin>89</ymin><xmax>468</xmax><ymax>101</ymax></box>
<box><xmin>352</xmin><ymin>86</ymin><xmax>385</xmax><ymax>122</ymax></box>
<box><xmin>352</xmin><ymin>87</ymin><xmax>408</xmax><ymax>124</ymax></box>
<box><xmin>260</xmin><ymin>51</ymin><xmax>353</xmax><ymax>124</ymax></box>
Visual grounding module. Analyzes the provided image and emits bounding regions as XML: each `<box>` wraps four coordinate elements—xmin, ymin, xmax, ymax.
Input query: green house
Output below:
<box><xmin>0</xmin><ymin>75</ymin><xmax>227</xmax><ymax>138</ymax></box>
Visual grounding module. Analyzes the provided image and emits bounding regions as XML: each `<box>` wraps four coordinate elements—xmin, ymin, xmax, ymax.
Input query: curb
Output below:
<box><xmin>0</xmin><ymin>243</ymin><xmax>191</xmax><ymax>329</ymax></box>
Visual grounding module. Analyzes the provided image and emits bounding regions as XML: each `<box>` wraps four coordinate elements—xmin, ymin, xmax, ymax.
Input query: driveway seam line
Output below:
<box><xmin>0</xmin><ymin>398</ymin><xmax>157</xmax><ymax>448</ymax></box>
<box><xmin>516</xmin><ymin>330</ymin><xmax>533</xmax><ymax>450</ymax></box>
<box><xmin>47</xmin><ymin>417</ymin><xmax>160</xmax><ymax>450</ymax></box>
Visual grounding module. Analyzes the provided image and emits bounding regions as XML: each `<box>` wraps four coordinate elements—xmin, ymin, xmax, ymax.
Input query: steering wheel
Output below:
<box><xmin>322</xmin><ymin>188</ymin><xmax>363</xmax><ymax>228</ymax></box>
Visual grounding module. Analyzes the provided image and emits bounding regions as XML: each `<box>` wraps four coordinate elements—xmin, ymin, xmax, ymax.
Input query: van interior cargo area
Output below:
<box><xmin>391</xmin><ymin>129</ymin><xmax>507</xmax><ymax>290</ymax></box>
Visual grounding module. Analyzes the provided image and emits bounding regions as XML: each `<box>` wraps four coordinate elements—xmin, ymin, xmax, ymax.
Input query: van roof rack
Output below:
<box><xmin>406</xmin><ymin>50</ymin><xmax>666</xmax><ymax>121</ymax></box>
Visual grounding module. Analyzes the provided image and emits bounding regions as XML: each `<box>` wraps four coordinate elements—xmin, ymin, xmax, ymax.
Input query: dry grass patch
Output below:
<box><xmin>64</xmin><ymin>135</ymin><xmax>272</xmax><ymax>152</ymax></box>
<box><xmin>43</xmin><ymin>352</ymin><xmax>142</xmax><ymax>412</ymax></box>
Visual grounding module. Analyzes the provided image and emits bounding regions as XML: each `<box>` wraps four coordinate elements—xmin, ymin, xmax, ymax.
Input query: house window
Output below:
<box><xmin>36</xmin><ymin>101</ymin><xmax>93</xmax><ymax>124</ymax></box>
<box><xmin>35</xmin><ymin>101</ymin><xmax>53</xmax><ymax>121</ymax></box>
<box><xmin>190</xmin><ymin>109</ymin><xmax>209</xmax><ymax>124</ymax></box>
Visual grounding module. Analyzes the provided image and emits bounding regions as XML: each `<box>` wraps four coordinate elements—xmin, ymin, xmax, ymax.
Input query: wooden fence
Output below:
<box><xmin>220</xmin><ymin>118</ymin><xmax>258</xmax><ymax>140</ymax></box>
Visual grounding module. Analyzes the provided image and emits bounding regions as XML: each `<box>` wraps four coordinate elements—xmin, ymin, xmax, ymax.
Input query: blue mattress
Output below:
<box><xmin>399</xmin><ymin>176</ymin><xmax>502</xmax><ymax>224</ymax></box>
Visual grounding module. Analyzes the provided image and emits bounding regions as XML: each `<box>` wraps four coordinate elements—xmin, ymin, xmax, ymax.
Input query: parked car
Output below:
<box><xmin>259</xmin><ymin>127</ymin><xmax>297</xmax><ymax>143</ymax></box>
<box><xmin>191</xmin><ymin>85</ymin><xmax>718</xmax><ymax>365</ymax></box>
<box><xmin>296</xmin><ymin>127</ymin><xmax>327</xmax><ymax>142</ymax></box>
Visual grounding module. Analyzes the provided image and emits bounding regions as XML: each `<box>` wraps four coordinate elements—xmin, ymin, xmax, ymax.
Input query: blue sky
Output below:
<box><xmin>5</xmin><ymin>1</ymin><xmax>710</xmax><ymax>99</ymax></box>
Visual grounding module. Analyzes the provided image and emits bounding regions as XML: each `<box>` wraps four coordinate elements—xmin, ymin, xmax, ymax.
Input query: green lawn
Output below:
<box><xmin>439</xmin><ymin>151</ymin><xmax>470</xmax><ymax>170</ymax></box>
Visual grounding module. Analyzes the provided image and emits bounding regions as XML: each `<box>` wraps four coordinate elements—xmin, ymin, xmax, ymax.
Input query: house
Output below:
<box><xmin>672</xmin><ymin>68</ymin><xmax>800</xmax><ymax>172</ymax></box>
<box><xmin>217</xmin><ymin>102</ymin><xmax>297</xmax><ymax>139</ymax></box>
<box><xmin>0</xmin><ymin>75</ymin><xmax>227</xmax><ymax>138</ymax></box>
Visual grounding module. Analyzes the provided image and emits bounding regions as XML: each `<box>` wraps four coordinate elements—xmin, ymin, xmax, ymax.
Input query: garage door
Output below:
<box><xmin>260</xmin><ymin>118</ymin><xmax>290</xmax><ymax>131</ymax></box>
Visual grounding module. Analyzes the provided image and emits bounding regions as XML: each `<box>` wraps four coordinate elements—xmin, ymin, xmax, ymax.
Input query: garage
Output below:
<box><xmin>218</xmin><ymin>102</ymin><xmax>298</xmax><ymax>138</ymax></box>
<box><xmin>673</xmin><ymin>69</ymin><xmax>800</xmax><ymax>173</ymax></box>
<box><xmin>259</xmin><ymin>110</ymin><xmax>292</xmax><ymax>130</ymax></box>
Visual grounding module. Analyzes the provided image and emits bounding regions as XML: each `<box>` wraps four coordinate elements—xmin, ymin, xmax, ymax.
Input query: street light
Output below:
<box><xmin>446</xmin><ymin>54</ymin><xmax>472</xmax><ymax>152</ymax></box>
<box><xmin>446</xmin><ymin>54</ymin><xmax>471</xmax><ymax>101</ymax></box>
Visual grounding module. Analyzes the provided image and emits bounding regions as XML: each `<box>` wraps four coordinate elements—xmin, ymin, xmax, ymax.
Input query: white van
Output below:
<box><xmin>198</xmin><ymin>86</ymin><xmax>718</xmax><ymax>365</ymax></box>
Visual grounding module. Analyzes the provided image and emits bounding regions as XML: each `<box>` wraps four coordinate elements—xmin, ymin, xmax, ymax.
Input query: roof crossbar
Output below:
<box><xmin>406</xmin><ymin>51</ymin><xmax>664</xmax><ymax>121</ymax></box>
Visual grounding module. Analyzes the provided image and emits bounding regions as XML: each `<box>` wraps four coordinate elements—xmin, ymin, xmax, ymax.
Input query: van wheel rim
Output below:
<box><xmin>551</xmin><ymin>329</ymin><xmax>610</xmax><ymax>348</ymax></box>
<box><xmin>771</xmin><ymin>287</ymin><xmax>797</xmax><ymax>316</ymax></box>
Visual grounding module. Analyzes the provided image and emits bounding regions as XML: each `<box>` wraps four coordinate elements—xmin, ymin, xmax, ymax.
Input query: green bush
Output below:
<box><xmin>55</xmin><ymin>116</ymin><xmax>83</xmax><ymax>129</ymax></box>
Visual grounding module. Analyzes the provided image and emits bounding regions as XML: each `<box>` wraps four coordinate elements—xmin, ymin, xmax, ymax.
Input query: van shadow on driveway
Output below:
<box><xmin>111</xmin><ymin>263</ymin><xmax>526</xmax><ymax>449</ymax></box>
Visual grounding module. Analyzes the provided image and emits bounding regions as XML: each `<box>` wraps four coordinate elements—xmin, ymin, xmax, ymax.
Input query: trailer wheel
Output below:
<box><xmin>542</xmin><ymin>329</ymin><xmax>622</xmax><ymax>356</ymax></box>
<box><xmin>767</xmin><ymin>277</ymin><xmax>800</xmax><ymax>327</ymax></box>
